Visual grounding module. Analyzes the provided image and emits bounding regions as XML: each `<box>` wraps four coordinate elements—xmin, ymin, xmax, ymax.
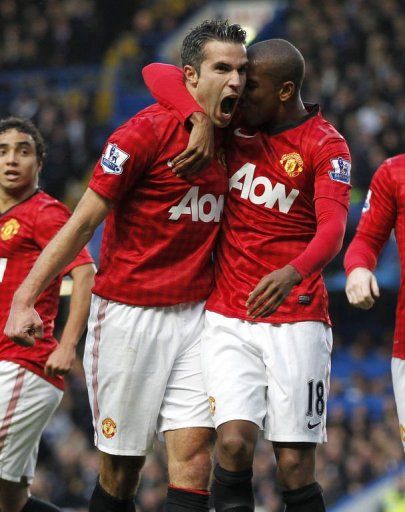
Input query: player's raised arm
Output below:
<box><xmin>344</xmin><ymin>159</ymin><xmax>397</xmax><ymax>309</ymax></box>
<box><xmin>143</xmin><ymin>63</ymin><xmax>216</xmax><ymax>176</ymax></box>
<box><xmin>45</xmin><ymin>262</ymin><xmax>96</xmax><ymax>377</ymax></box>
<box><xmin>5</xmin><ymin>188</ymin><xmax>111</xmax><ymax>346</ymax></box>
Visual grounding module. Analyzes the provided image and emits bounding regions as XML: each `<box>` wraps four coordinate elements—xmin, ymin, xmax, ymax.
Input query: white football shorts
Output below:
<box><xmin>0</xmin><ymin>361</ymin><xmax>63</xmax><ymax>484</ymax></box>
<box><xmin>391</xmin><ymin>356</ymin><xmax>405</xmax><ymax>450</ymax></box>
<box><xmin>83</xmin><ymin>295</ymin><xmax>213</xmax><ymax>456</ymax></box>
<box><xmin>201</xmin><ymin>312</ymin><xmax>333</xmax><ymax>443</ymax></box>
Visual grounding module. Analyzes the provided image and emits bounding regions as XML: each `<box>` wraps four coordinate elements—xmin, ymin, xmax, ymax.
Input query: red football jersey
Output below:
<box><xmin>206</xmin><ymin>105</ymin><xmax>351</xmax><ymax>324</ymax></box>
<box><xmin>89</xmin><ymin>104</ymin><xmax>228</xmax><ymax>306</ymax></box>
<box><xmin>344</xmin><ymin>155</ymin><xmax>405</xmax><ymax>359</ymax></box>
<box><xmin>0</xmin><ymin>191</ymin><xmax>94</xmax><ymax>389</ymax></box>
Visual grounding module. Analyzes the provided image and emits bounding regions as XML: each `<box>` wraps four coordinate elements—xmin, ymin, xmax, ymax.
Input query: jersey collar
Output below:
<box><xmin>264</xmin><ymin>103</ymin><xmax>320</xmax><ymax>136</ymax></box>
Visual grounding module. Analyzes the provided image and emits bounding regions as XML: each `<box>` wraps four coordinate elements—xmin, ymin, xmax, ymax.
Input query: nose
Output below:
<box><xmin>6</xmin><ymin>150</ymin><xmax>18</xmax><ymax>165</ymax></box>
<box><xmin>228</xmin><ymin>70</ymin><xmax>242</xmax><ymax>91</ymax></box>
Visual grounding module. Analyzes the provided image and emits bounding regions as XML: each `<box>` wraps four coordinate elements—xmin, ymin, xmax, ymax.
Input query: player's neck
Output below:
<box><xmin>0</xmin><ymin>185</ymin><xmax>37</xmax><ymax>213</ymax></box>
<box><xmin>279</xmin><ymin>97</ymin><xmax>307</xmax><ymax>124</ymax></box>
<box><xmin>267</xmin><ymin>97</ymin><xmax>308</xmax><ymax>132</ymax></box>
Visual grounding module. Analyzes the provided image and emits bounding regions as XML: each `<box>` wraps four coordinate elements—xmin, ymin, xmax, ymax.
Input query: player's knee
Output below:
<box><xmin>277</xmin><ymin>450</ymin><xmax>315</xmax><ymax>490</ymax></box>
<box><xmin>100</xmin><ymin>454</ymin><xmax>145</xmax><ymax>498</ymax></box>
<box><xmin>170</xmin><ymin>449</ymin><xmax>212</xmax><ymax>488</ymax></box>
<box><xmin>218</xmin><ymin>431</ymin><xmax>255</xmax><ymax>466</ymax></box>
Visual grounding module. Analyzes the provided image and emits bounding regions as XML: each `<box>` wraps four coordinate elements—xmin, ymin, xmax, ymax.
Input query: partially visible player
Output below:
<box><xmin>5</xmin><ymin>21</ymin><xmax>248</xmax><ymax>512</ymax></box>
<box><xmin>143</xmin><ymin>38</ymin><xmax>351</xmax><ymax>511</ymax></box>
<box><xmin>0</xmin><ymin>117</ymin><xmax>95</xmax><ymax>512</ymax></box>
<box><xmin>344</xmin><ymin>154</ymin><xmax>405</xmax><ymax>451</ymax></box>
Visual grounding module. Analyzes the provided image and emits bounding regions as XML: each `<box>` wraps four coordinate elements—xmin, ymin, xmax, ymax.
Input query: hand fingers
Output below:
<box><xmin>248</xmin><ymin>288</ymin><xmax>280</xmax><ymax>317</ymax></box>
<box><xmin>249</xmin><ymin>296</ymin><xmax>280</xmax><ymax>318</ymax></box>
<box><xmin>346</xmin><ymin>285</ymin><xmax>374</xmax><ymax>309</ymax></box>
<box><xmin>170</xmin><ymin>148</ymin><xmax>195</xmax><ymax>167</ymax></box>
<box><xmin>174</xmin><ymin>156</ymin><xmax>206</xmax><ymax>177</ymax></box>
<box><xmin>246</xmin><ymin>280</ymin><xmax>269</xmax><ymax>306</ymax></box>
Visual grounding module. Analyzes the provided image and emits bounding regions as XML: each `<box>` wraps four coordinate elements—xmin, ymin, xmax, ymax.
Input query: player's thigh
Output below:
<box><xmin>0</xmin><ymin>362</ymin><xmax>62</xmax><ymax>485</ymax></box>
<box><xmin>262</xmin><ymin>321</ymin><xmax>332</xmax><ymax>444</ymax></box>
<box><xmin>158</xmin><ymin>301</ymin><xmax>214</xmax><ymax>433</ymax></box>
<box><xmin>200</xmin><ymin>311</ymin><xmax>268</xmax><ymax>430</ymax></box>
<box><xmin>391</xmin><ymin>356</ymin><xmax>405</xmax><ymax>450</ymax></box>
<box><xmin>84</xmin><ymin>296</ymin><xmax>182</xmax><ymax>456</ymax></box>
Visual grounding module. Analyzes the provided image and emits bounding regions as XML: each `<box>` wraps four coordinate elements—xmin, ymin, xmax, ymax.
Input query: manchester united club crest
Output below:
<box><xmin>1</xmin><ymin>218</ymin><xmax>20</xmax><ymax>241</ymax></box>
<box><xmin>102</xmin><ymin>417</ymin><xmax>117</xmax><ymax>438</ymax></box>
<box><xmin>208</xmin><ymin>396</ymin><xmax>216</xmax><ymax>416</ymax></box>
<box><xmin>280</xmin><ymin>153</ymin><xmax>304</xmax><ymax>177</ymax></box>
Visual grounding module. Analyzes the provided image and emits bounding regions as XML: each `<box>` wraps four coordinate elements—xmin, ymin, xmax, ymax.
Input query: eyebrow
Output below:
<box><xmin>0</xmin><ymin>141</ymin><xmax>33</xmax><ymax>149</ymax></box>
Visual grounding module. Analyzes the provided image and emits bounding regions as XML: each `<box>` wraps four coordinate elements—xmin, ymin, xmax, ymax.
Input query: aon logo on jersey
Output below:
<box><xmin>169</xmin><ymin>186</ymin><xmax>224</xmax><ymax>222</ymax></box>
<box><xmin>229</xmin><ymin>163</ymin><xmax>299</xmax><ymax>213</ymax></box>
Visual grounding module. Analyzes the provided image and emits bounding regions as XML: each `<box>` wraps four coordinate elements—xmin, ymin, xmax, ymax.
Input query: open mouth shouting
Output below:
<box><xmin>218</xmin><ymin>94</ymin><xmax>239</xmax><ymax>125</ymax></box>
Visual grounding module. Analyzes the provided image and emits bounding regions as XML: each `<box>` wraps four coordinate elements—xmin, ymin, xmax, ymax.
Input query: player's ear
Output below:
<box><xmin>183</xmin><ymin>65</ymin><xmax>199</xmax><ymax>87</ymax></box>
<box><xmin>279</xmin><ymin>81</ymin><xmax>295</xmax><ymax>102</ymax></box>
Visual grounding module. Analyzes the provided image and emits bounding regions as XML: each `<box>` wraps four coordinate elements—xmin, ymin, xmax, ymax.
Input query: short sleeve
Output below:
<box><xmin>313</xmin><ymin>134</ymin><xmax>351</xmax><ymax>210</ymax></box>
<box><xmin>89</xmin><ymin>116</ymin><xmax>158</xmax><ymax>202</ymax></box>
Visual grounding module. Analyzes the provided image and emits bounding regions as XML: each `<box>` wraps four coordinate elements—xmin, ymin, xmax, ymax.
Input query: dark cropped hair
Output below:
<box><xmin>0</xmin><ymin>116</ymin><xmax>46</xmax><ymax>163</ymax></box>
<box><xmin>181</xmin><ymin>19</ymin><xmax>246</xmax><ymax>74</ymax></box>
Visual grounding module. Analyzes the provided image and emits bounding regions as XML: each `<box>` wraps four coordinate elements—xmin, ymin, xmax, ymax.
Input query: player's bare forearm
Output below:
<box><xmin>246</xmin><ymin>264</ymin><xmax>302</xmax><ymax>318</ymax></box>
<box><xmin>45</xmin><ymin>263</ymin><xmax>95</xmax><ymax>376</ymax></box>
<box><xmin>5</xmin><ymin>189</ymin><xmax>110</xmax><ymax>346</ymax></box>
<box><xmin>14</xmin><ymin>189</ymin><xmax>110</xmax><ymax>306</ymax></box>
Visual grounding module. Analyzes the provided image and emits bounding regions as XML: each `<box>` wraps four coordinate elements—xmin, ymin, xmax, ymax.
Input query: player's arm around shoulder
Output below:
<box><xmin>45</xmin><ymin>262</ymin><xmax>96</xmax><ymax>377</ymax></box>
<box><xmin>5</xmin><ymin>188</ymin><xmax>111</xmax><ymax>347</ymax></box>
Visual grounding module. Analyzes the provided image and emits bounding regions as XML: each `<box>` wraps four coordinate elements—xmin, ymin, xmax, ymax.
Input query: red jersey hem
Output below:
<box><xmin>92</xmin><ymin>288</ymin><xmax>210</xmax><ymax>307</ymax></box>
<box><xmin>205</xmin><ymin>304</ymin><xmax>332</xmax><ymax>326</ymax></box>
<box><xmin>0</xmin><ymin>357</ymin><xmax>64</xmax><ymax>390</ymax></box>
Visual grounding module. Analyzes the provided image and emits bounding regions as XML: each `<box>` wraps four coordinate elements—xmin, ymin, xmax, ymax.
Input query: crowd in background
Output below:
<box><xmin>0</xmin><ymin>0</ymin><xmax>404</xmax><ymax>510</ymax></box>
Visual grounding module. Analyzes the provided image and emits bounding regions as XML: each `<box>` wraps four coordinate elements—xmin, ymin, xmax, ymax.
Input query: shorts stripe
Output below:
<box><xmin>0</xmin><ymin>366</ymin><xmax>25</xmax><ymax>454</ymax></box>
<box><xmin>92</xmin><ymin>298</ymin><xmax>108</xmax><ymax>444</ymax></box>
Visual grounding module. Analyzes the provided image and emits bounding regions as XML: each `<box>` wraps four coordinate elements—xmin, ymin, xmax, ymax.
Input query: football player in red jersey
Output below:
<box><xmin>5</xmin><ymin>21</ymin><xmax>248</xmax><ymax>512</ymax></box>
<box><xmin>0</xmin><ymin>117</ymin><xmax>95</xmax><ymax>512</ymax></box>
<box><xmin>345</xmin><ymin>154</ymin><xmax>405</xmax><ymax>452</ymax></box>
<box><xmin>143</xmin><ymin>38</ymin><xmax>351</xmax><ymax>512</ymax></box>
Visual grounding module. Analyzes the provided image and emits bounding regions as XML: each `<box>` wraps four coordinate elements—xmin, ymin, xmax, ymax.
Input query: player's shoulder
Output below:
<box><xmin>115</xmin><ymin>103</ymin><xmax>179</xmax><ymax>138</ymax></box>
<box><xmin>374</xmin><ymin>154</ymin><xmax>405</xmax><ymax>183</ymax></box>
<box><xmin>34</xmin><ymin>190</ymin><xmax>71</xmax><ymax>216</ymax></box>
<box><xmin>306</xmin><ymin>106</ymin><xmax>347</xmax><ymax>147</ymax></box>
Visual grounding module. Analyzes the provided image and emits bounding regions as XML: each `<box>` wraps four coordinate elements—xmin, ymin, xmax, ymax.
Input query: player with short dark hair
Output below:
<box><xmin>344</xmin><ymin>154</ymin><xmax>405</xmax><ymax>452</ymax></box>
<box><xmin>0</xmin><ymin>117</ymin><xmax>95</xmax><ymax>512</ymax></box>
<box><xmin>5</xmin><ymin>21</ymin><xmax>248</xmax><ymax>512</ymax></box>
<box><xmin>143</xmin><ymin>37</ymin><xmax>351</xmax><ymax>511</ymax></box>
<box><xmin>181</xmin><ymin>19</ymin><xmax>247</xmax><ymax>73</ymax></box>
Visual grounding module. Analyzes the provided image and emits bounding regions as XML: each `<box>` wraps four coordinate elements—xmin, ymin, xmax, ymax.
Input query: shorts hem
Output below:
<box><xmin>214</xmin><ymin>415</ymin><xmax>263</xmax><ymax>430</ymax></box>
<box><xmin>159</xmin><ymin>420</ymin><xmax>214</xmax><ymax>433</ymax></box>
<box><xmin>265</xmin><ymin>433</ymin><xmax>327</xmax><ymax>443</ymax></box>
<box><xmin>0</xmin><ymin>470</ymin><xmax>33</xmax><ymax>484</ymax></box>
<box><xmin>95</xmin><ymin>444</ymin><xmax>152</xmax><ymax>456</ymax></box>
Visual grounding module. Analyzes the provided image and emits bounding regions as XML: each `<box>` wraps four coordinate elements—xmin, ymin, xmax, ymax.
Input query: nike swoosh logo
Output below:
<box><xmin>307</xmin><ymin>421</ymin><xmax>321</xmax><ymax>429</ymax></box>
<box><xmin>234</xmin><ymin>128</ymin><xmax>257</xmax><ymax>138</ymax></box>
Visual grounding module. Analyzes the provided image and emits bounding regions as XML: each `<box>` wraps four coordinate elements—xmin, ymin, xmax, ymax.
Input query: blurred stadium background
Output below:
<box><xmin>1</xmin><ymin>0</ymin><xmax>404</xmax><ymax>510</ymax></box>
